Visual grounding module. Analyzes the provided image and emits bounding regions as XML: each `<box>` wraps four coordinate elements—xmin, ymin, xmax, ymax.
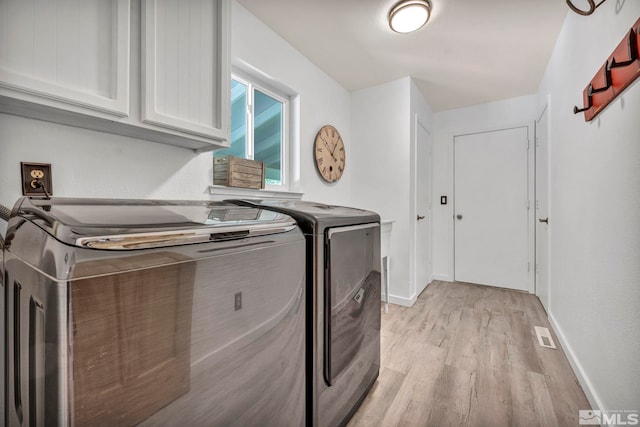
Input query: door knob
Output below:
<box><xmin>456</xmin><ymin>214</ymin><xmax>463</xmax><ymax>220</ymax></box>
<box><xmin>417</xmin><ymin>215</ymin><xmax>425</xmax><ymax>221</ymax></box>
<box><xmin>538</xmin><ymin>217</ymin><xmax>549</xmax><ymax>224</ymax></box>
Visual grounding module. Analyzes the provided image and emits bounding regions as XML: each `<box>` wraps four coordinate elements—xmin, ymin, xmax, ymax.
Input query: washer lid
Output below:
<box><xmin>228</xmin><ymin>199</ymin><xmax>379</xmax><ymax>232</ymax></box>
<box><xmin>13</xmin><ymin>197</ymin><xmax>297</xmax><ymax>249</ymax></box>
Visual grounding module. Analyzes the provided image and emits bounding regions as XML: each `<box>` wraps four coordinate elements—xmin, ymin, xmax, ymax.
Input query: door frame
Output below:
<box><xmin>412</xmin><ymin>115</ymin><xmax>433</xmax><ymax>298</ymax></box>
<box><xmin>451</xmin><ymin>124</ymin><xmax>536</xmax><ymax>294</ymax></box>
<box><xmin>535</xmin><ymin>97</ymin><xmax>551</xmax><ymax>308</ymax></box>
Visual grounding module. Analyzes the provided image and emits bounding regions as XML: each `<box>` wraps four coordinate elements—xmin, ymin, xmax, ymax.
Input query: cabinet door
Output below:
<box><xmin>141</xmin><ymin>0</ymin><xmax>230</xmax><ymax>142</ymax></box>
<box><xmin>0</xmin><ymin>0</ymin><xmax>130</xmax><ymax>116</ymax></box>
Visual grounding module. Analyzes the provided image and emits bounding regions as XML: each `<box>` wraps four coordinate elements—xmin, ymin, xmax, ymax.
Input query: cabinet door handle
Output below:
<box><xmin>538</xmin><ymin>217</ymin><xmax>549</xmax><ymax>224</ymax></box>
<box><xmin>416</xmin><ymin>215</ymin><xmax>425</xmax><ymax>221</ymax></box>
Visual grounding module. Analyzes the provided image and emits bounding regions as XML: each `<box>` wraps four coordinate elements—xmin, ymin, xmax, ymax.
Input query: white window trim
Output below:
<box><xmin>231</xmin><ymin>72</ymin><xmax>290</xmax><ymax>192</ymax></box>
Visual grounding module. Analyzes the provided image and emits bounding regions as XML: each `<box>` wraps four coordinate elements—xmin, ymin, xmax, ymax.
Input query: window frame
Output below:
<box><xmin>230</xmin><ymin>73</ymin><xmax>290</xmax><ymax>191</ymax></box>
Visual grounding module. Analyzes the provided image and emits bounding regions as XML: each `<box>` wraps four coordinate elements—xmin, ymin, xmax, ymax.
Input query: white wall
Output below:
<box><xmin>431</xmin><ymin>95</ymin><xmax>537</xmax><ymax>281</ymax></box>
<box><xmin>351</xmin><ymin>78</ymin><xmax>411</xmax><ymax>304</ymax></box>
<box><xmin>231</xmin><ymin>1</ymin><xmax>353</xmax><ymax>206</ymax></box>
<box><xmin>537</xmin><ymin>2</ymin><xmax>640</xmax><ymax>411</ymax></box>
<box><xmin>351</xmin><ymin>77</ymin><xmax>434</xmax><ymax>306</ymax></box>
<box><xmin>0</xmin><ymin>113</ymin><xmax>214</xmax><ymax>229</ymax></box>
<box><xmin>0</xmin><ymin>1</ymin><xmax>354</xmax><ymax>236</ymax></box>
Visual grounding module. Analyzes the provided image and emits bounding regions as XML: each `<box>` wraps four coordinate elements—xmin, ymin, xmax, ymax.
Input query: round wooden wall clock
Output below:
<box><xmin>314</xmin><ymin>125</ymin><xmax>345</xmax><ymax>183</ymax></box>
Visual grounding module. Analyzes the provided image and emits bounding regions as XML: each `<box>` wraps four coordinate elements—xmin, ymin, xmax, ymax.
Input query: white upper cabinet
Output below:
<box><xmin>142</xmin><ymin>0</ymin><xmax>229</xmax><ymax>141</ymax></box>
<box><xmin>0</xmin><ymin>0</ymin><xmax>130</xmax><ymax>116</ymax></box>
<box><xmin>0</xmin><ymin>0</ymin><xmax>230</xmax><ymax>151</ymax></box>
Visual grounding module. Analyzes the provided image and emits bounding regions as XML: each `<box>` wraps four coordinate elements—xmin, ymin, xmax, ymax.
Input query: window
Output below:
<box><xmin>214</xmin><ymin>75</ymin><xmax>288</xmax><ymax>188</ymax></box>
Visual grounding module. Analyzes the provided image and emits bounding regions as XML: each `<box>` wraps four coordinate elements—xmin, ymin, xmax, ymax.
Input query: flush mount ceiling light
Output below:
<box><xmin>388</xmin><ymin>0</ymin><xmax>431</xmax><ymax>34</ymax></box>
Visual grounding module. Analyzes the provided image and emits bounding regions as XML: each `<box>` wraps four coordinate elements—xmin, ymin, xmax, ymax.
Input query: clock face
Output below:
<box><xmin>314</xmin><ymin>125</ymin><xmax>345</xmax><ymax>183</ymax></box>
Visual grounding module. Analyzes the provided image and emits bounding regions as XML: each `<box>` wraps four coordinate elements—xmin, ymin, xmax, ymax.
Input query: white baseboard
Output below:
<box><xmin>432</xmin><ymin>273</ymin><xmax>451</xmax><ymax>282</ymax></box>
<box><xmin>548</xmin><ymin>312</ymin><xmax>604</xmax><ymax>411</ymax></box>
<box><xmin>381</xmin><ymin>293</ymin><xmax>417</xmax><ymax>307</ymax></box>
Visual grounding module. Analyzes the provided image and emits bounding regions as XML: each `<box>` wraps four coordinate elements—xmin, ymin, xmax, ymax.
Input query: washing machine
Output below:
<box><xmin>3</xmin><ymin>197</ymin><xmax>306</xmax><ymax>427</ymax></box>
<box><xmin>1</xmin><ymin>204</ymin><xmax>8</xmax><ymax>425</ymax></box>
<box><xmin>230</xmin><ymin>199</ymin><xmax>381</xmax><ymax>427</ymax></box>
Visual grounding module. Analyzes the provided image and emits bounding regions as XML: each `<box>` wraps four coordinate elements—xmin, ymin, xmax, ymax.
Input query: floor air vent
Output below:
<box><xmin>534</xmin><ymin>326</ymin><xmax>557</xmax><ymax>349</ymax></box>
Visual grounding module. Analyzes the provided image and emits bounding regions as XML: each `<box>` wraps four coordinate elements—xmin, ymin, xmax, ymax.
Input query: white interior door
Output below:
<box><xmin>415</xmin><ymin>120</ymin><xmax>432</xmax><ymax>295</ymax></box>
<box><xmin>536</xmin><ymin>104</ymin><xmax>550</xmax><ymax>311</ymax></box>
<box><xmin>454</xmin><ymin>127</ymin><xmax>529</xmax><ymax>291</ymax></box>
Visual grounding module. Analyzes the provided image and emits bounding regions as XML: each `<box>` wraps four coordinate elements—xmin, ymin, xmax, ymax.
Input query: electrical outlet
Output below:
<box><xmin>21</xmin><ymin>162</ymin><xmax>53</xmax><ymax>197</ymax></box>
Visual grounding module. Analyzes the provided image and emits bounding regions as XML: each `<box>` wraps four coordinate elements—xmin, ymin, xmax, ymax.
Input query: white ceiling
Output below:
<box><xmin>236</xmin><ymin>0</ymin><xmax>569</xmax><ymax>112</ymax></box>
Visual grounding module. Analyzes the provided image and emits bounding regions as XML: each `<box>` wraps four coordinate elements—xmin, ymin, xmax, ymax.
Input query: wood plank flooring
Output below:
<box><xmin>348</xmin><ymin>281</ymin><xmax>591</xmax><ymax>427</ymax></box>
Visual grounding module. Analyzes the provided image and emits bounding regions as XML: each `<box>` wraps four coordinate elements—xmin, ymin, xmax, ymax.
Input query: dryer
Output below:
<box><xmin>1</xmin><ymin>205</ymin><xmax>8</xmax><ymax>425</ymax></box>
<box><xmin>230</xmin><ymin>200</ymin><xmax>381</xmax><ymax>427</ymax></box>
<box><xmin>3</xmin><ymin>197</ymin><xmax>306</xmax><ymax>427</ymax></box>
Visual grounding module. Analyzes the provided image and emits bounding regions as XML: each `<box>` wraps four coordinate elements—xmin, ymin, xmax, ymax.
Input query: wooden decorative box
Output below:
<box><xmin>213</xmin><ymin>156</ymin><xmax>265</xmax><ymax>189</ymax></box>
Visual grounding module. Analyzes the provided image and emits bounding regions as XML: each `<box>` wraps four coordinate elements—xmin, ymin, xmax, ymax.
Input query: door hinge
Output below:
<box><xmin>528</xmin><ymin>262</ymin><xmax>530</xmax><ymax>272</ymax></box>
<box><xmin>527</xmin><ymin>200</ymin><xmax>531</xmax><ymax>210</ymax></box>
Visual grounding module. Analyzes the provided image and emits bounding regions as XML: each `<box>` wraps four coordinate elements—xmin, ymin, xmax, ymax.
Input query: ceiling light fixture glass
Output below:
<box><xmin>388</xmin><ymin>0</ymin><xmax>431</xmax><ymax>34</ymax></box>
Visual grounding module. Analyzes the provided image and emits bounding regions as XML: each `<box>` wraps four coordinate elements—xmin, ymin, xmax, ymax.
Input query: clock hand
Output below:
<box><xmin>321</xmin><ymin>137</ymin><xmax>338</xmax><ymax>161</ymax></box>
<box><xmin>330</xmin><ymin>139</ymin><xmax>341</xmax><ymax>155</ymax></box>
<box><xmin>323</xmin><ymin>141</ymin><xmax>337</xmax><ymax>160</ymax></box>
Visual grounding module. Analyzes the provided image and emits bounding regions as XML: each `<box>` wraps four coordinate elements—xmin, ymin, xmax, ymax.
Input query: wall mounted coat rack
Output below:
<box><xmin>574</xmin><ymin>18</ymin><xmax>640</xmax><ymax>122</ymax></box>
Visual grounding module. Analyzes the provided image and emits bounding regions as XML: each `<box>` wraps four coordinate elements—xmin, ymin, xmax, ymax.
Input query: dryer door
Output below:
<box><xmin>325</xmin><ymin>223</ymin><xmax>380</xmax><ymax>385</ymax></box>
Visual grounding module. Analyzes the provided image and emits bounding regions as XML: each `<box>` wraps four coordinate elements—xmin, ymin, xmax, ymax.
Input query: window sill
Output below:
<box><xmin>208</xmin><ymin>185</ymin><xmax>303</xmax><ymax>200</ymax></box>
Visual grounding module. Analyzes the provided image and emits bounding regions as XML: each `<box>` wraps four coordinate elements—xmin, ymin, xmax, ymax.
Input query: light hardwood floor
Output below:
<box><xmin>348</xmin><ymin>281</ymin><xmax>591</xmax><ymax>427</ymax></box>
